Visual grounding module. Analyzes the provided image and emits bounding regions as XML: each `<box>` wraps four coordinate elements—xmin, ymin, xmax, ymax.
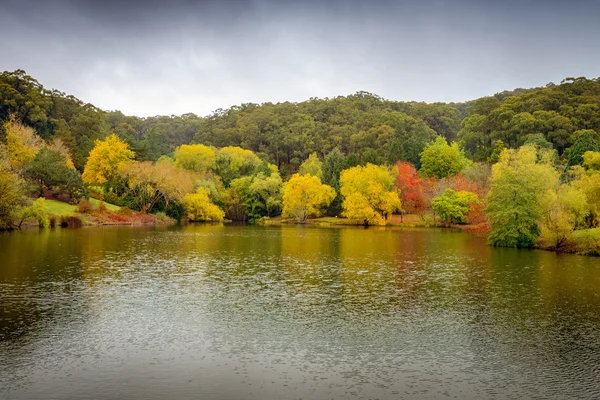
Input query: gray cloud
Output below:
<box><xmin>2</xmin><ymin>0</ymin><xmax>599</xmax><ymax>116</ymax></box>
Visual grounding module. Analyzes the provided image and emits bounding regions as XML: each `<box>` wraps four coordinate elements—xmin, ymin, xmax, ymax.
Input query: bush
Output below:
<box><xmin>19</xmin><ymin>198</ymin><xmax>49</xmax><ymax>228</ymax></box>
<box><xmin>165</xmin><ymin>202</ymin><xmax>185</xmax><ymax>222</ymax></box>
<box><xmin>574</xmin><ymin>233</ymin><xmax>600</xmax><ymax>255</ymax></box>
<box><xmin>97</xmin><ymin>201</ymin><xmax>107</xmax><ymax>212</ymax></box>
<box><xmin>60</xmin><ymin>215</ymin><xmax>83</xmax><ymax>228</ymax></box>
<box><xmin>119</xmin><ymin>206</ymin><xmax>133</xmax><ymax>216</ymax></box>
<box><xmin>77</xmin><ymin>199</ymin><xmax>94</xmax><ymax>214</ymax></box>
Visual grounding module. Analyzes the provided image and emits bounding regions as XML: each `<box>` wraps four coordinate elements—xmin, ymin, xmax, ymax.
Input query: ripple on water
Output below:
<box><xmin>1</xmin><ymin>225</ymin><xmax>600</xmax><ymax>399</ymax></box>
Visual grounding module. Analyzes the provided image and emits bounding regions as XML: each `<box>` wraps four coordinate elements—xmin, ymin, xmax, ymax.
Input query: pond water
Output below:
<box><xmin>1</xmin><ymin>224</ymin><xmax>600</xmax><ymax>399</ymax></box>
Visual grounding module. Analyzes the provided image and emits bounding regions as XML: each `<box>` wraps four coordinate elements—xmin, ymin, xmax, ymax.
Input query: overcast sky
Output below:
<box><xmin>2</xmin><ymin>0</ymin><xmax>599</xmax><ymax>117</ymax></box>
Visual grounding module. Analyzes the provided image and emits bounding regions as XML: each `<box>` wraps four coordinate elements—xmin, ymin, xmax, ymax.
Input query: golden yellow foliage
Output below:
<box><xmin>183</xmin><ymin>188</ymin><xmax>225</xmax><ymax>222</ymax></box>
<box><xmin>121</xmin><ymin>160</ymin><xmax>196</xmax><ymax>211</ymax></box>
<box><xmin>340</xmin><ymin>163</ymin><xmax>401</xmax><ymax>225</ymax></box>
<box><xmin>82</xmin><ymin>134</ymin><xmax>134</xmax><ymax>186</ymax></box>
<box><xmin>174</xmin><ymin>144</ymin><xmax>217</xmax><ymax>172</ymax></box>
<box><xmin>1</xmin><ymin>118</ymin><xmax>43</xmax><ymax>170</ymax></box>
<box><xmin>282</xmin><ymin>174</ymin><xmax>335</xmax><ymax>223</ymax></box>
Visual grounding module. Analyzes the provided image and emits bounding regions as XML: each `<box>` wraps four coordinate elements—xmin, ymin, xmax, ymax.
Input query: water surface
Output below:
<box><xmin>1</xmin><ymin>225</ymin><xmax>599</xmax><ymax>399</ymax></box>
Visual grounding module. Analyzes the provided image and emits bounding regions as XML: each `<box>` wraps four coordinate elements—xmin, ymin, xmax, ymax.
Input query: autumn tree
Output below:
<box><xmin>82</xmin><ymin>134</ymin><xmax>134</xmax><ymax>189</ymax></box>
<box><xmin>174</xmin><ymin>143</ymin><xmax>216</xmax><ymax>173</ymax></box>
<box><xmin>183</xmin><ymin>188</ymin><xmax>225</xmax><ymax>222</ymax></box>
<box><xmin>420</xmin><ymin>136</ymin><xmax>471</xmax><ymax>178</ymax></box>
<box><xmin>282</xmin><ymin>174</ymin><xmax>335</xmax><ymax>223</ymax></box>
<box><xmin>583</xmin><ymin>151</ymin><xmax>600</xmax><ymax>170</ymax></box>
<box><xmin>0</xmin><ymin>160</ymin><xmax>26</xmax><ymax>229</ymax></box>
<box><xmin>0</xmin><ymin>118</ymin><xmax>43</xmax><ymax>170</ymax></box>
<box><xmin>395</xmin><ymin>161</ymin><xmax>424</xmax><ymax>217</ymax></box>
<box><xmin>539</xmin><ymin>184</ymin><xmax>588</xmax><ymax>248</ymax></box>
<box><xmin>486</xmin><ymin>146</ymin><xmax>559</xmax><ymax>247</ymax></box>
<box><xmin>340</xmin><ymin>163</ymin><xmax>401</xmax><ymax>225</ymax></box>
<box><xmin>571</xmin><ymin>165</ymin><xmax>600</xmax><ymax>226</ymax></box>
<box><xmin>120</xmin><ymin>160</ymin><xmax>196</xmax><ymax>212</ymax></box>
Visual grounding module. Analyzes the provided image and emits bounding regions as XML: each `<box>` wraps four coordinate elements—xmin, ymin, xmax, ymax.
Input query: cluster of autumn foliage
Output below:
<box><xmin>2</xmin><ymin>108</ymin><xmax>600</xmax><ymax>254</ymax></box>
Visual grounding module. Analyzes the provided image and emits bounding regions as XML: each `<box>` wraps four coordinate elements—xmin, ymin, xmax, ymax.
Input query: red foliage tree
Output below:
<box><xmin>395</xmin><ymin>161</ymin><xmax>425</xmax><ymax>217</ymax></box>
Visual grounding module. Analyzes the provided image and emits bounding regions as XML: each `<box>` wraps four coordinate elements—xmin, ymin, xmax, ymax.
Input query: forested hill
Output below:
<box><xmin>1</xmin><ymin>69</ymin><xmax>599</xmax><ymax>173</ymax></box>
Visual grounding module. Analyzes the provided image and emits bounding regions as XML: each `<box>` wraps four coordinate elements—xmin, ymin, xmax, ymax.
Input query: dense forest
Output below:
<box><xmin>3</xmin><ymin>69</ymin><xmax>598</xmax><ymax>173</ymax></box>
<box><xmin>1</xmin><ymin>69</ymin><xmax>600</xmax><ymax>254</ymax></box>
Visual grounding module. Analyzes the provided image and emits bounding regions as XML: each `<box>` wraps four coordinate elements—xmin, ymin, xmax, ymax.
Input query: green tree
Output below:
<box><xmin>420</xmin><ymin>136</ymin><xmax>472</xmax><ymax>178</ymax></box>
<box><xmin>322</xmin><ymin>148</ymin><xmax>346</xmax><ymax>215</ymax></box>
<box><xmin>487</xmin><ymin>140</ymin><xmax>506</xmax><ymax>164</ymax></box>
<box><xmin>215</xmin><ymin>146</ymin><xmax>261</xmax><ymax>186</ymax></box>
<box><xmin>248</xmin><ymin>166</ymin><xmax>283</xmax><ymax>219</ymax></box>
<box><xmin>26</xmin><ymin>148</ymin><xmax>83</xmax><ymax>199</ymax></box>
<box><xmin>486</xmin><ymin>146</ymin><xmax>559</xmax><ymax>247</ymax></box>
<box><xmin>431</xmin><ymin>189</ymin><xmax>479</xmax><ymax>224</ymax></box>
<box><xmin>17</xmin><ymin>198</ymin><xmax>49</xmax><ymax>229</ymax></box>
<box><xmin>298</xmin><ymin>152</ymin><xmax>323</xmax><ymax>179</ymax></box>
<box><xmin>567</xmin><ymin>130</ymin><xmax>599</xmax><ymax>167</ymax></box>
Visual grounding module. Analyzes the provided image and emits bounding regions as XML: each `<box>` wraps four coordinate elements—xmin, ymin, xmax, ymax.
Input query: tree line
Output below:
<box><xmin>1</xmin><ymin>70</ymin><xmax>600</xmax><ymax>253</ymax></box>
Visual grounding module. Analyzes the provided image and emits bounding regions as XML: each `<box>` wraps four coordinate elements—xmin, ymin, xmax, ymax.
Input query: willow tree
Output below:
<box><xmin>486</xmin><ymin>146</ymin><xmax>559</xmax><ymax>248</ymax></box>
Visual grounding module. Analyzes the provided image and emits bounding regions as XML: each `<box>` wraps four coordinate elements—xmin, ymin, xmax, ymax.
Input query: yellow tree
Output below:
<box><xmin>583</xmin><ymin>151</ymin><xmax>600</xmax><ymax>170</ymax></box>
<box><xmin>82</xmin><ymin>134</ymin><xmax>134</xmax><ymax>188</ymax></box>
<box><xmin>121</xmin><ymin>160</ymin><xmax>196</xmax><ymax>212</ymax></box>
<box><xmin>1</xmin><ymin>118</ymin><xmax>43</xmax><ymax>170</ymax></box>
<box><xmin>539</xmin><ymin>183</ymin><xmax>588</xmax><ymax>249</ymax></box>
<box><xmin>571</xmin><ymin>165</ymin><xmax>600</xmax><ymax>226</ymax></box>
<box><xmin>183</xmin><ymin>188</ymin><xmax>225</xmax><ymax>222</ymax></box>
<box><xmin>174</xmin><ymin>144</ymin><xmax>217</xmax><ymax>173</ymax></box>
<box><xmin>282</xmin><ymin>174</ymin><xmax>335</xmax><ymax>223</ymax></box>
<box><xmin>340</xmin><ymin>163</ymin><xmax>401</xmax><ymax>225</ymax></box>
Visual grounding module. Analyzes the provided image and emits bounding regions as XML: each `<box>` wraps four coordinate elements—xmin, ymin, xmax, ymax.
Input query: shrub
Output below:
<box><xmin>60</xmin><ymin>215</ymin><xmax>83</xmax><ymax>228</ymax></box>
<box><xmin>77</xmin><ymin>199</ymin><xmax>95</xmax><ymax>214</ymax></box>
<box><xmin>119</xmin><ymin>206</ymin><xmax>133</xmax><ymax>216</ymax></box>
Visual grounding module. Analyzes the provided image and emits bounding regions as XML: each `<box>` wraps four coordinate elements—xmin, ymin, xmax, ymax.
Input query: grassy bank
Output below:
<box><xmin>44</xmin><ymin>199</ymin><xmax>173</xmax><ymax>227</ymax></box>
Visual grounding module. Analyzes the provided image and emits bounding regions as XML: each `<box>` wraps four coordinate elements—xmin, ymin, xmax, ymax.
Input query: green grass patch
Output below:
<box><xmin>45</xmin><ymin>199</ymin><xmax>78</xmax><ymax>216</ymax></box>
<box><xmin>88</xmin><ymin>198</ymin><xmax>121</xmax><ymax>211</ymax></box>
<box><xmin>571</xmin><ymin>228</ymin><xmax>600</xmax><ymax>240</ymax></box>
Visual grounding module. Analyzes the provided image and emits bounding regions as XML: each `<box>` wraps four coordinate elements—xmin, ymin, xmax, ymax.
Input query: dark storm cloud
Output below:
<box><xmin>2</xmin><ymin>0</ymin><xmax>600</xmax><ymax>116</ymax></box>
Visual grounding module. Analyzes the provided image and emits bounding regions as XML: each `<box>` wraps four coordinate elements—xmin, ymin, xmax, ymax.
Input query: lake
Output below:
<box><xmin>1</xmin><ymin>225</ymin><xmax>600</xmax><ymax>399</ymax></box>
